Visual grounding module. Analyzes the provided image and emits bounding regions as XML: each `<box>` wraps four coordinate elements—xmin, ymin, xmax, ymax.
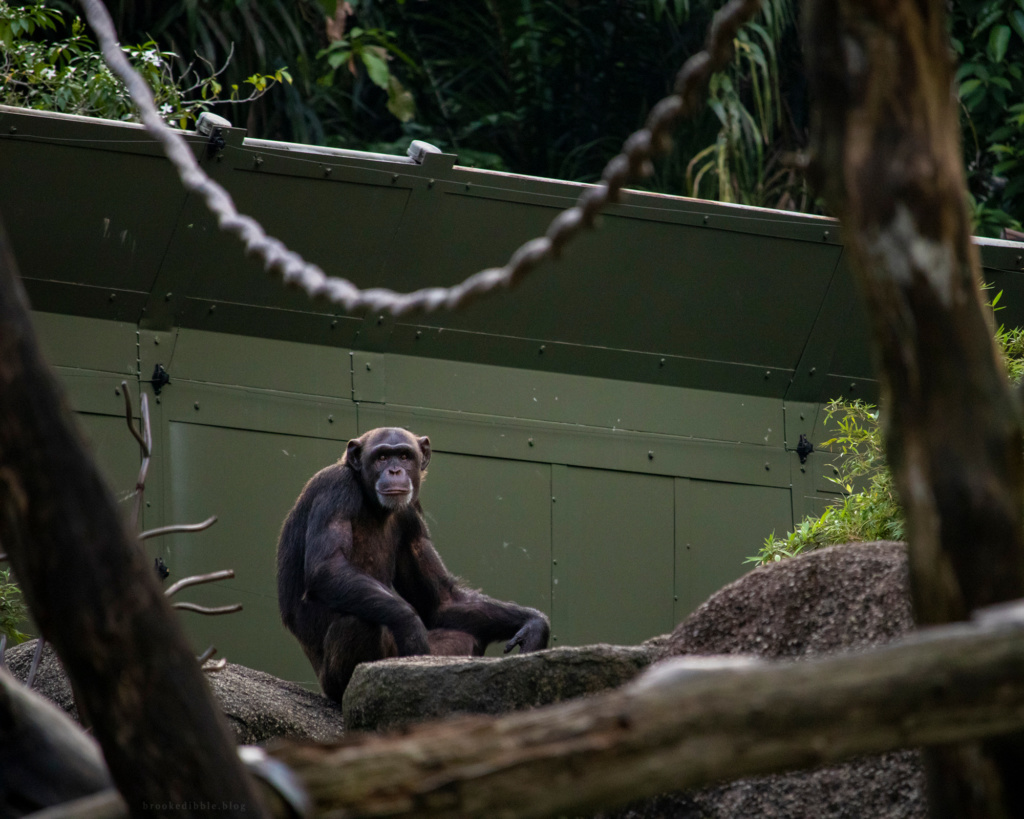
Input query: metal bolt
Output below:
<box><xmin>415</xmin><ymin>330</ymin><xmax>423</xmax><ymax>339</ymax></box>
<box><xmin>391</xmin><ymin>174</ymin><xmax>399</xmax><ymax>183</ymax></box>
<box><xmin>154</xmin><ymin>338</ymin><xmax>160</xmax><ymax>346</ymax></box>
<box><xmin>764</xmin><ymin>463</ymin><xmax>771</xmax><ymax>471</ymax></box>
<box><xmin>465</xmin><ymin>183</ymin><xmax>471</xmax><ymax>191</ymax></box>
<box><xmin>328</xmin><ymin>415</ymin><xmax>334</xmax><ymax>423</ymax></box>
<box><xmin>823</xmin><ymin>230</ymin><xmax>830</xmax><ymax>240</ymax></box>
<box><xmin>528</xmin><ymin>438</ymin><xmax>534</xmax><ymax>446</ymax></box>
<box><xmin>659</xmin><ymin>358</ymin><xmax>666</xmax><ymax>367</ymax></box>
<box><xmin>377</xmin><ymin>315</ymin><xmax>385</xmax><ymax>325</ymax></box>
<box><xmin>114</xmin><ymin>387</ymin><xmax>121</xmax><ymax>396</ymax></box>
<box><xmin>764</xmin><ymin>370</ymin><xmax>771</xmax><ymax>379</ymax></box>
<box><xmin>8</xmin><ymin>126</ymin><xmax>16</xmax><ymax>134</ymax></box>
<box><xmin>194</xmin><ymin>402</ymin><xmax>200</xmax><ymax>410</ymax></box>
<box><xmin>674</xmin><ymin>596</ymin><xmax>679</xmax><ymax>602</ymax></box>
<box><xmin>850</xmin><ymin>382</ymin><xmax>856</xmax><ymax>391</ymax></box>
<box><xmin>331</xmin><ymin>319</ymin><xmax>338</xmax><ymax>328</ymax></box>
<box><xmin>800</xmin><ymin>413</ymin><xmax>805</xmax><ymax>420</ymax></box>
<box><xmin>323</xmin><ymin>166</ymin><xmax>332</xmax><ymax>177</ymax></box>
<box><xmin>208</xmin><ymin>304</ymin><xmax>216</xmax><ymax>314</ymax></box>
<box><xmin>253</xmin><ymin>156</ymin><xmax>263</xmax><ymax>168</ymax></box>
<box><xmin>539</xmin><ymin>345</ymin><xmax>546</xmax><ymax>354</ymax></box>
<box><xmin>109</xmin><ymin>293</ymin><xmax>117</xmax><ymax>302</ymax></box>
<box><xmin>366</xmin><ymin>363</ymin><xmax>372</xmax><ymax>371</ymax></box>
<box><xmin>428</xmin><ymin>179</ymin><xmax>435</xmax><ymax>188</ymax></box>
<box><xmin>552</xmin><ymin>560</ymin><xmax>558</xmax><ymax>565</ymax></box>
<box><xmin>551</xmin><ymin>497</ymin><xmax>557</xmax><ymax>503</ymax></box>
<box><xmin>703</xmin><ymin>215</ymin><xmax>709</xmax><ymax>224</ymax></box>
<box><xmin>648</xmin><ymin>451</ymin><xmax>654</xmax><ymax>460</ymax></box>
<box><xmin>164</xmin><ymin>292</ymin><xmax>173</xmax><ymax>301</ymax></box>
<box><xmin>809</xmin><ymin>367</ymin><xmax>816</xmax><ymax>376</ymax></box>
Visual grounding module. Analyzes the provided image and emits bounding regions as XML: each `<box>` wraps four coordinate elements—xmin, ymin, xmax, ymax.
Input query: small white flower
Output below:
<box><xmin>142</xmin><ymin>50</ymin><xmax>161</xmax><ymax>66</ymax></box>
<box><xmin>160</xmin><ymin>103</ymin><xmax>173</xmax><ymax>115</ymax></box>
<box><xmin>41</xmin><ymin>67</ymin><xmax>56</xmax><ymax>80</ymax></box>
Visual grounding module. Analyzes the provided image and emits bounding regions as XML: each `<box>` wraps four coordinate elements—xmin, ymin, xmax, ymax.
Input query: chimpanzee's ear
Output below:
<box><xmin>417</xmin><ymin>436</ymin><xmax>431</xmax><ymax>470</ymax></box>
<box><xmin>345</xmin><ymin>438</ymin><xmax>363</xmax><ymax>471</ymax></box>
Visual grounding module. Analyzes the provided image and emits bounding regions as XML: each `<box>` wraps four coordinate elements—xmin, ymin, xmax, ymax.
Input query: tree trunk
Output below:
<box><xmin>0</xmin><ymin>218</ymin><xmax>267</xmax><ymax>818</ymax></box>
<box><xmin>802</xmin><ymin>0</ymin><xmax>1024</xmax><ymax>814</ymax></box>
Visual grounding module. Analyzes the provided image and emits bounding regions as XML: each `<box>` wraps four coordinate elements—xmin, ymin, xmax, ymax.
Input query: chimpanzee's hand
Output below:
<box><xmin>504</xmin><ymin>615</ymin><xmax>550</xmax><ymax>654</ymax></box>
<box><xmin>393</xmin><ymin>610</ymin><xmax>430</xmax><ymax>656</ymax></box>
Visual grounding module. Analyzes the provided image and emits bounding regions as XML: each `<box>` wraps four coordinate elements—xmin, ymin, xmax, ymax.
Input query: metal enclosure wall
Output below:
<box><xmin>4</xmin><ymin>105</ymin><xmax>1024</xmax><ymax>688</ymax></box>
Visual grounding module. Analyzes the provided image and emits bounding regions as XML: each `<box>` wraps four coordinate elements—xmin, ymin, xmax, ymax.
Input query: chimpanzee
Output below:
<box><xmin>276</xmin><ymin>427</ymin><xmax>551</xmax><ymax>701</ymax></box>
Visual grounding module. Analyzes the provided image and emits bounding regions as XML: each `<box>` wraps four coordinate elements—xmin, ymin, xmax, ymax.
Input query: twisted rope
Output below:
<box><xmin>79</xmin><ymin>0</ymin><xmax>762</xmax><ymax>316</ymax></box>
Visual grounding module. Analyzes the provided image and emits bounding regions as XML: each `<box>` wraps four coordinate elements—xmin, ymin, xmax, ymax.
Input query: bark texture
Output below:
<box><xmin>802</xmin><ymin>1</ymin><xmax>1024</xmax><ymax>815</ymax></box>
<box><xmin>0</xmin><ymin>219</ymin><xmax>267</xmax><ymax>818</ymax></box>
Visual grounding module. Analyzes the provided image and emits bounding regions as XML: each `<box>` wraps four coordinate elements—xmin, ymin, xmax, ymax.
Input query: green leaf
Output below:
<box><xmin>988</xmin><ymin>25</ymin><xmax>1012</xmax><ymax>62</ymax></box>
<box><xmin>360</xmin><ymin>48</ymin><xmax>390</xmax><ymax>90</ymax></box>
<box><xmin>385</xmin><ymin>74</ymin><xmax>415</xmax><ymax>122</ymax></box>
<box><xmin>1011</xmin><ymin>10</ymin><xmax>1024</xmax><ymax>42</ymax></box>
<box><xmin>958</xmin><ymin>78</ymin><xmax>983</xmax><ymax>98</ymax></box>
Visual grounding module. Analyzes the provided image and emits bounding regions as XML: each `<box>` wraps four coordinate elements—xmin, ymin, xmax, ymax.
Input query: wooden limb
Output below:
<box><xmin>0</xmin><ymin>217</ymin><xmax>267</xmax><ymax>817</ymax></box>
<box><xmin>802</xmin><ymin>0</ymin><xmax>1024</xmax><ymax>814</ymax></box>
<box><xmin>0</xmin><ymin>667</ymin><xmax>111</xmax><ymax>814</ymax></box>
<box><xmin>268</xmin><ymin>602</ymin><xmax>1024</xmax><ymax>819</ymax></box>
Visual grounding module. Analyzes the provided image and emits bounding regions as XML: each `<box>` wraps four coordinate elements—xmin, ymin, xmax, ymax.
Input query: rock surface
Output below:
<box><xmin>598</xmin><ymin>540</ymin><xmax>926</xmax><ymax>819</ymax></box>
<box><xmin>344</xmin><ymin>644</ymin><xmax>658</xmax><ymax>731</ymax></box>
<box><xmin>3</xmin><ymin>640</ymin><xmax>345</xmax><ymax>745</ymax></box>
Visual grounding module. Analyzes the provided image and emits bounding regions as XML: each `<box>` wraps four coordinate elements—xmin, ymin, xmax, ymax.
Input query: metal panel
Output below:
<box><xmin>359</xmin><ymin>353</ymin><xmax>784</xmax><ymax>445</ymax></box>
<box><xmin>674</xmin><ymin>479</ymin><xmax>794</xmax><ymax>620</ymax></box>
<box><xmin>551</xmin><ymin>465</ymin><xmax>675</xmax><ymax>646</ymax></box>
<box><xmin>418</xmin><ymin>452</ymin><xmax>552</xmax><ymax>656</ymax></box>
<box><xmin>32</xmin><ymin>312</ymin><xmax>137</xmax><ymax>375</ymax></box>
<box><xmin>159</xmin><ymin>421</ymin><xmax>354</xmax><ymax>686</ymax></box>
<box><xmin>360</xmin><ymin>403</ymin><xmax>789</xmax><ymax>487</ymax></box>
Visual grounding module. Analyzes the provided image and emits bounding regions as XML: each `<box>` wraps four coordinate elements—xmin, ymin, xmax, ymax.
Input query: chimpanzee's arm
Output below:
<box><xmin>401</xmin><ymin>536</ymin><xmax>550</xmax><ymax>653</ymax></box>
<box><xmin>303</xmin><ymin>497</ymin><xmax>429</xmax><ymax>656</ymax></box>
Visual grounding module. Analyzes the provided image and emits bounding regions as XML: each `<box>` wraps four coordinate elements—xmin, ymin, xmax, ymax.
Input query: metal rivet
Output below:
<box><xmin>764</xmin><ymin>371</ymin><xmax>771</xmax><ymax>379</ymax></box>
<box><xmin>155</xmin><ymin>397</ymin><xmax>161</xmax><ymax>404</ymax></box>
<box><xmin>114</xmin><ymin>387</ymin><xmax>121</xmax><ymax>396</ymax></box>
<box><xmin>551</xmin><ymin>497</ymin><xmax>557</xmax><ymax>503</ymax></box>
<box><xmin>208</xmin><ymin>304</ymin><xmax>216</xmax><ymax>314</ymax></box>
<box><xmin>674</xmin><ymin>596</ymin><xmax>679</xmax><ymax>602</ymax></box>
<box><xmin>703</xmin><ymin>215</ymin><xmax>709</xmax><ymax>224</ymax></box>
<box><xmin>465</xmin><ymin>183</ymin><xmax>471</xmax><ymax>191</ymax></box>
<box><xmin>800</xmin><ymin>413</ymin><xmax>805</xmax><ymax>420</ymax></box>
<box><xmin>850</xmin><ymin>382</ymin><xmax>856</xmax><ymax>390</ymax></box>
<box><xmin>154</xmin><ymin>338</ymin><xmax>160</xmax><ymax>346</ymax></box>
<box><xmin>366</xmin><ymin>363</ymin><xmax>372</xmax><ymax>371</ymax></box>
<box><xmin>8</xmin><ymin>126</ymin><xmax>16</xmax><ymax>134</ymax></box>
<box><xmin>528</xmin><ymin>438</ymin><xmax>534</xmax><ymax>446</ymax></box>
<box><xmin>659</xmin><ymin>358</ymin><xmax>666</xmax><ymax>367</ymax></box>
<box><xmin>428</xmin><ymin>179</ymin><xmax>435</xmax><ymax>188</ymax></box>
<box><xmin>331</xmin><ymin>319</ymin><xmax>338</xmax><ymax>328</ymax></box>
<box><xmin>539</xmin><ymin>345</ymin><xmax>546</xmax><ymax>354</ymax></box>
<box><xmin>194</xmin><ymin>402</ymin><xmax>200</xmax><ymax>410</ymax></box>
<box><xmin>328</xmin><ymin>415</ymin><xmax>334</xmax><ymax>423</ymax></box>
<box><xmin>377</xmin><ymin>315</ymin><xmax>385</xmax><ymax>325</ymax></box>
<box><xmin>648</xmin><ymin>451</ymin><xmax>654</xmax><ymax>460</ymax></box>
<box><xmin>164</xmin><ymin>292</ymin><xmax>173</xmax><ymax>301</ymax></box>
<box><xmin>109</xmin><ymin>293</ymin><xmax>117</xmax><ymax>302</ymax></box>
<box><xmin>552</xmin><ymin>560</ymin><xmax>558</xmax><ymax>565</ymax></box>
<box><xmin>764</xmin><ymin>463</ymin><xmax>771</xmax><ymax>471</ymax></box>
<box><xmin>323</xmin><ymin>166</ymin><xmax>332</xmax><ymax>177</ymax></box>
<box><xmin>253</xmin><ymin>156</ymin><xmax>263</xmax><ymax>168</ymax></box>
<box><xmin>823</xmin><ymin>230</ymin><xmax>830</xmax><ymax>240</ymax></box>
<box><xmin>391</xmin><ymin>174</ymin><xmax>399</xmax><ymax>183</ymax></box>
<box><xmin>809</xmin><ymin>367</ymin><xmax>816</xmax><ymax>376</ymax></box>
<box><xmin>415</xmin><ymin>330</ymin><xmax>423</xmax><ymax>339</ymax></box>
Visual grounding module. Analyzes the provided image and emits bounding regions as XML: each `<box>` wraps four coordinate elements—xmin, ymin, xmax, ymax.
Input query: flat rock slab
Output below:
<box><xmin>343</xmin><ymin>643</ymin><xmax>658</xmax><ymax>732</ymax></box>
<box><xmin>3</xmin><ymin>641</ymin><xmax>345</xmax><ymax>745</ymax></box>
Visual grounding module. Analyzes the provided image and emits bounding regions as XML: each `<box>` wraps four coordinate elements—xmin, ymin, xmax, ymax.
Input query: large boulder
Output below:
<box><xmin>600</xmin><ymin>540</ymin><xmax>926</xmax><ymax>819</ymax></box>
<box><xmin>343</xmin><ymin>644</ymin><xmax>658</xmax><ymax>731</ymax></box>
<box><xmin>3</xmin><ymin>641</ymin><xmax>345</xmax><ymax>745</ymax></box>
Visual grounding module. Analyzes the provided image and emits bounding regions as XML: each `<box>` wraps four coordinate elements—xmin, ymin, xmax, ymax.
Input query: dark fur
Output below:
<box><xmin>277</xmin><ymin>427</ymin><xmax>550</xmax><ymax>701</ymax></box>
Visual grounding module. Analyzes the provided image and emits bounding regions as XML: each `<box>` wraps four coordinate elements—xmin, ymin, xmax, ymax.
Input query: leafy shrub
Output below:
<box><xmin>0</xmin><ymin>0</ymin><xmax>288</xmax><ymax>129</ymax></box>
<box><xmin>0</xmin><ymin>569</ymin><xmax>28</xmax><ymax>645</ymax></box>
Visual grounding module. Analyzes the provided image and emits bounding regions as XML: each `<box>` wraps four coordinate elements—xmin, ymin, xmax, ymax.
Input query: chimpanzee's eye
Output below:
<box><xmin>377</xmin><ymin>454</ymin><xmax>388</xmax><ymax>462</ymax></box>
<box><xmin>400</xmin><ymin>453</ymin><xmax>411</xmax><ymax>461</ymax></box>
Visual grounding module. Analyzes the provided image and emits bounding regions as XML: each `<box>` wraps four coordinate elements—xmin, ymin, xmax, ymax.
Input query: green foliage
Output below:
<box><xmin>952</xmin><ymin>1</ymin><xmax>1024</xmax><ymax>236</ymax></box>
<box><xmin>317</xmin><ymin>26</ymin><xmax>416</xmax><ymax>123</ymax></box>
<box><xmin>751</xmin><ymin>297</ymin><xmax>1024</xmax><ymax>566</ymax></box>
<box><xmin>0</xmin><ymin>569</ymin><xmax>29</xmax><ymax>646</ymax></box>
<box><xmin>749</xmin><ymin>400</ymin><xmax>904</xmax><ymax>565</ymax></box>
<box><xmin>1</xmin><ymin>1</ymin><xmax>288</xmax><ymax>129</ymax></box>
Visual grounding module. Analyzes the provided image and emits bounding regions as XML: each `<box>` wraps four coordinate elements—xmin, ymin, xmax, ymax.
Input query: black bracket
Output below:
<box><xmin>206</xmin><ymin>126</ymin><xmax>226</xmax><ymax>158</ymax></box>
<box><xmin>796</xmin><ymin>434</ymin><xmax>814</xmax><ymax>464</ymax></box>
<box><xmin>149</xmin><ymin>363</ymin><xmax>171</xmax><ymax>395</ymax></box>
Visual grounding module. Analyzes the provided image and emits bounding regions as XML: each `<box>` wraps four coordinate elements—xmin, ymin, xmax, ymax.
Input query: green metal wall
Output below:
<box><xmin>5</xmin><ymin>104</ymin><xmax>1024</xmax><ymax>688</ymax></box>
